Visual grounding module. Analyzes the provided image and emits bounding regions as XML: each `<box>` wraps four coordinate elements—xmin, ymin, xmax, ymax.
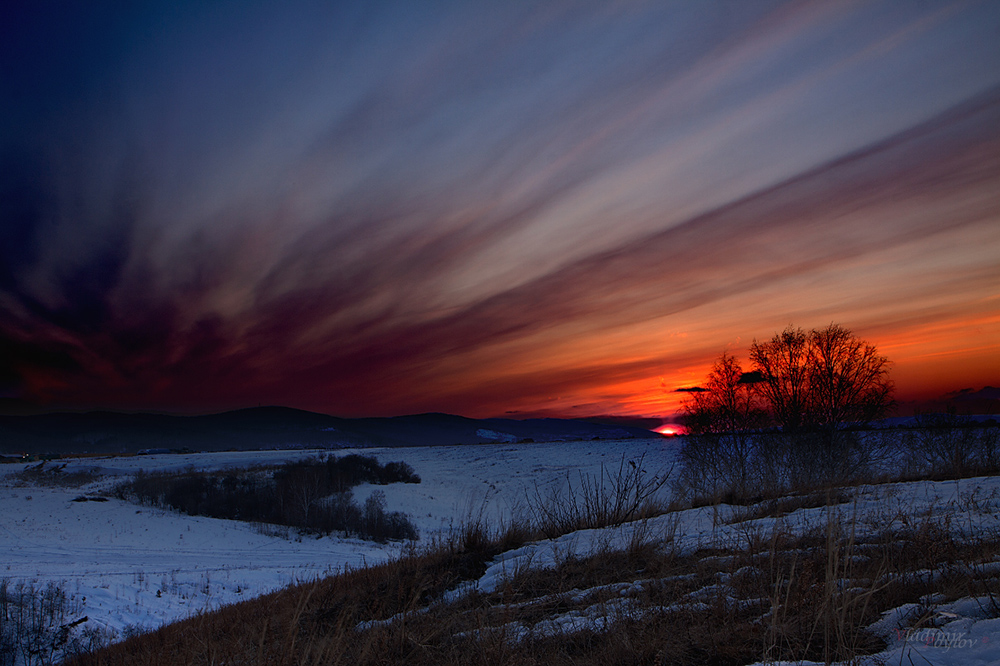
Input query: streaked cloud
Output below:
<box><xmin>1</xmin><ymin>1</ymin><xmax>998</xmax><ymax>416</ymax></box>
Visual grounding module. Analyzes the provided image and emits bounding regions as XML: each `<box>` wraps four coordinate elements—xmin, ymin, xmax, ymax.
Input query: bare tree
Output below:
<box><xmin>679</xmin><ymin>353</ymin><xmax>768</xmax><ymax>503</ymax></box>
<box><xmin>683</xmin><ymin>352</ymin><xmax>766</xmax><ymax>435</ymax></box>
<box><xmin>750</xmin><ymin>326</ymin><xmax>811</xmax><ymax>431</ymax></box>
<box><xmin>676</xmin><ymin>325</ymin><xmax>895</xmax><ymax>501</ymax></box>
<box><xmin>749</xmin><ymin>324</ymin><xmax>892</xmax><ymax>431</ymax></box>
<box><xmin>807</xmin><ymin>324</ymin><xmax>894</xmax><ymax>429</ymax></box>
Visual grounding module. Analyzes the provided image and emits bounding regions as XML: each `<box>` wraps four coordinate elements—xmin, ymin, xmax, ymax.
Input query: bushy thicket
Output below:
<box><xmin>902</xmin><ymin>414</ymin><xmax>1000</xmax><ymax>479</ymax></box>
<box><xmin>675</xmin><ymin>422</ymin><xmax>1000</xmax><ymax>506</ymax></box>
<box><xmin>115</xmin><ymin>455</ymin><xmax>419</xmax><ymax>542</ymax></box>
<box><xmin>0</xmin><ymin>579</ymin><xmax>109</xmax><ymax>666</ymax></box>
<box><xmin>674</xmin><ymin>429</ymin><xmax>888</xmax><ymax>505</ymax></box>
<box><xmin>524</xmin><ymin>453</ymin><xmax>672</xmax><ymax>538</ymax></box>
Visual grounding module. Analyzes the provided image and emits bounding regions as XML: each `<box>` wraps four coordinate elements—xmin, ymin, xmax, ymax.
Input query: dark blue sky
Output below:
<box><xmin>2</xmin><ymin>1</ymin><xmax>999</xmax><ymax>417</ymax></box>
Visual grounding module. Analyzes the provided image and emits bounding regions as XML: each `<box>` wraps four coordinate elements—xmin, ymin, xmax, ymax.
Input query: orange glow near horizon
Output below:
<box><xmin>3</xmin><ymin>3</ymin><xmax>999</xmax><ymax>420</ymax></box>
<box><xmin>467</xmin><ymin>308</ymin><xmax>999</xmax><ymax>421</ymax></box>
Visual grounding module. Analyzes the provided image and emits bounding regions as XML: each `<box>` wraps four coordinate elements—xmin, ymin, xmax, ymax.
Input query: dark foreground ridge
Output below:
<box><xmin>0</xmin><ymin>407</ymin><xmax>660</xmax><ymax>454</ymax></box>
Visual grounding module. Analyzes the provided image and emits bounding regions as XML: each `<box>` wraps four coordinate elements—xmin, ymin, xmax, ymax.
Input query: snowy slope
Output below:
<box><xmin>0</xmin><ymin>438</ymin><xmax>674</xmax><ymax>636</ymax></box>
<box><xmin>3</xmin><ymin>437</ymin><xmax>1000</xmax><ymax>665</ymax></box>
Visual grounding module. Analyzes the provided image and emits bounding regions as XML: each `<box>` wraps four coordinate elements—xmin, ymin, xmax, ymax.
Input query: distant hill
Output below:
<box><xmin>896</xmin><ymin>386</ymin><xmax>1000</xmax><ymax>418</ymax></box>
<box><xmin>0</xmin><ymin>407</ymin><xmax>660</xmax><ymax>454</ymax></box>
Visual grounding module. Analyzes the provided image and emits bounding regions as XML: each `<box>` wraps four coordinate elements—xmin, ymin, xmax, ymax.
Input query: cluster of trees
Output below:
<box><xmin>676</xmin><ymin>325</ymin><xmax>895</xmax><ymax>504</ymax></box>
<box><xmin>116</xmin><ymin>455</ymin><xmax>420</xmax><ymax>542</ymax></box>
<box><xmin>683</xmin><ymin>324</ymin><xmax>894</xmax><ymax>435</ymax></box>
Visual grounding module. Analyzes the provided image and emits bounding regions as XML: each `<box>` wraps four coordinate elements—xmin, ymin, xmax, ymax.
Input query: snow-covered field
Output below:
<box><xmin>0</xmin><ymin>438</ymin><xmax>674</xmax><ymax>636</ymax></box>
<box><xmin>3</xmin><ymin>437</ymin><xmax>1000</xmax><ymax>665</ymax></box>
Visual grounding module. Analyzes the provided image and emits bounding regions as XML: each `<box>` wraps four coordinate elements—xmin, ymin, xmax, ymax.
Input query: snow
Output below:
<box><xmin>1</xmin><ymin>478</ymin><xmax>386</xmax><ymax>635</ymax></box>
<box><xmin>475</xmin><ymin>428</ymin><xmax>518</xmax><ymax>442</ymax></box>
<box><xmin>459</xmin><ymin>474</ymin><xmax>1000</xmax><ymax>592</ymax></box>
<box><xmin>0</xmin><ymin>438</ymin><xmax>674</xmax><ymax>637</ymax></box>
<box><xmin>438</xmin><ymin>473</ymin><xmax>1000</xmax><ymax>665</ymax></box>
<box><xmin>861</xmin><ymin>596</ymin><xmax>1000</xmax><ymax>666</ymax></box>
<box><xmin>3</xmin><ymin>436</ymin><xmax>1000</xmax><ymax>666</ymax></box>
<box><xmin>348</xmin><ymin>437</ymin><xmax>676</xmax><ymax>536</ymax></box>
<box><xmin>747</xmin><ymin>611</ymin><xmax>1000</xmax><ymax>666</ymax></box>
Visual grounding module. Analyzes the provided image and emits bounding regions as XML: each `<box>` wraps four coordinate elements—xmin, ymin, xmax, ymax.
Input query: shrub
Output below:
<box><xmin>525</xmin><ymin>452</ymin><xmax>671</xmax><ymax>538</ymax></box>
<box><xmin>905</xmin><ymin>414</ymin><xmax>1000</xmax><ymax>478</ymax></box>
<box><xmin>0</xmin><ymin>579</ymin><xmax>101</xmax><ymax>666</ymax></box>
<box><xmin>115</xmin><ymin>455</ymin><xmax>420</xmax><ymax>542</ymax></box>
<box><xmin>675</xmin><ymin>429</ymin><xmax>886</xmax><ymax>506</ymax></box>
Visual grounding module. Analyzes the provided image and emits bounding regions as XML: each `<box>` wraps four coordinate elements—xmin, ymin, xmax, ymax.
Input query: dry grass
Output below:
<box><xmin>522</xmin><ymin>452</ymin><xmax>672</xmax><ymax>539</ymax></box>
<box><xmin>723</xmin><ymin>489</ymin><xmax>853</xmax><ymax>524</ymax></box>
<box><xmin>67</xmin><ymin>486</ymin><xmax>1000</xmax><ymax>666</ymax></box>
<box><xmin>16</xmin><ymin>427</ymin><xmax>999</xmax><ymax>664</ymax></box>
<box><xmin>11</xmin><ymin>462</ymin><xmax>103</xmax><ymax>488</ymax></box>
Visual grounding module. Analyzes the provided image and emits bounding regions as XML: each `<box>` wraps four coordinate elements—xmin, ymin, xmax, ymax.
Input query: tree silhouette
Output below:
<box><xmin>748</xmin><ymin>324</ymin><xmax>893</xmax><ymax>431</ymax></box>
<box><xmin>806</xmin><ymin>324</ymin><xmax>894</xmax><ymax>429</ymax></box>
<box><xmin>749</xmin><ymin>326</ymin><xmax>811</xmax><ymax>432</ymax></box>
<box><xmin>689</xmin><ymin>324</ymin><xmax>894</xmax><ymax>433</ymax></box>
<box><xmin>678</xmin><ymin>324</ymin><xmax>895</xmax><ymax>501</ymax></box>
<box><xmin>683</xmin><ymin>352</ymin><xmax>767</xmax><ymax>435</ymax></box>
<box><xmin>679</xmin><ymin>353</ymin><xmax>769</xmax><ymax>502</ymax></box>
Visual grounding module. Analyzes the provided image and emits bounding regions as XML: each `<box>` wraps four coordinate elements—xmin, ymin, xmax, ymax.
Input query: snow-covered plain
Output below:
<box><xmin>0</xmin><ymin>438</ymin><xmax>674</xmax><ymax>636</ymax></box>
<box><xmin>3</xmin><ymin>437</ymin><xmax>1000</xmax><ymax>665</ymax></box>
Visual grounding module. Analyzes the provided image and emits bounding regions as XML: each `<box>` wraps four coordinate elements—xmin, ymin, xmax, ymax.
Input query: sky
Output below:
<box><xmin>1</xmin><ymin>0</ymin><xmax>998</xmax><ymax>420</ymax></box>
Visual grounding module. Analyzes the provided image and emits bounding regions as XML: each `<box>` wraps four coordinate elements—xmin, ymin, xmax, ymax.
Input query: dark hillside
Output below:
<box><xmin>0</xmin><ymin>408</ymin><xmax>658</xmax><ymax>454</ymax></box>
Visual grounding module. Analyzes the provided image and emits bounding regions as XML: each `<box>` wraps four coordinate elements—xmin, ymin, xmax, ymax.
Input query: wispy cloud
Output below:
<box><xmin>1</xmin><ymin>1</ymin><xmax>998</xmax><ymax>415</ymax></box>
